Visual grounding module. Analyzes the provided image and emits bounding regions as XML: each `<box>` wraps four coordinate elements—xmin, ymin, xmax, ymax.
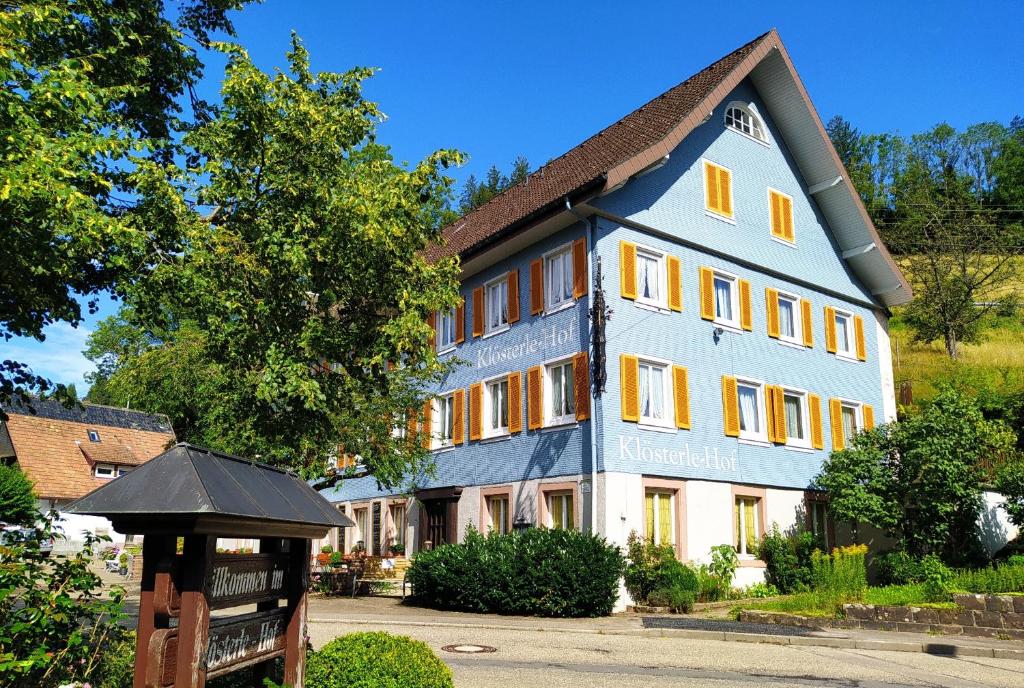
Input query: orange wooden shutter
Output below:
<box><xmin>801</xmin><ymin>299</ymin><xmax>813</xmax><ymax>347</ymax></box>
<box><xmin>765</xmin><ymin>288</ymin><xmax>780</xmax><ymax>338</ymax></box>
<box><xmin>574</xmin><ymin>352</ymin><xmax>590</xmax><ymax>421</ymax></box>
<box><xmin>406</xmin><ymin>408</ymin><xmax>418</xmax><ymax>441</ymax></box>
<box><xmin>527</xmin><ymin>365</ymin><xmax>543</xmax><ymax>430</ymax></box>
<box><xmin>739</xmin><ymin>279</ymin><xmax>753</xmax><ymax>331</ymax></box>
<box><xmin>508</xmin><ymin>372</ymin><xmax>523</xmax><ymax>433</ymax></box>
<box><xmin>722</xmin><ymin>376</ymin><xmax>740</xmax><ymax>437</ymax></box>
<box><xmin>672</xmin><ymin>365</ymin><xmax>690</xmax><ymax>430</ymax></box>
<box><xmin>808</xmin><ymin>393</ymin><xmax>823</xmax><ymax>450</ymax></box>
<box><xmin>472</xmin><ymin>287</ymin><xmax>484</xmax><ymax>338</ymax></box>
<box><xmin>782</xmin><ymin>196</ymin><xmax>794</xmax><ymax>241</ymax></box>
<box><xmin>620</xmin><ymin>241</ymin><xmax>637</xmax><ymax>300</ymax></box>
<box><xmin>620</xmin><ymin>354</ymin><xmax>640</xmax><ymax>422</ymax></box>
<box><xmin>765</xmin><ymin>385</ymin><xmax>777</xmax><ymax>442</ymax></box>
<box><xmin>770</xmin><ymin>191</ymin><xmax>783</xmax><ymax>238</ymax></box>
<box><xmin>667</xmin><ymin>255</ymin><xmax>682</xmax><ymax>312</ymax></box>
<box><xmin>507</xmin><ymin>270</ymin><xmax>520</xmax><ymax>324</ymax></box>
<box><xmin>529</xmin><ymin>257</ymin><xmax>544</xmax><ymax>315</ymax></box>
<box><xmin>771</xmin><ymin>386</ymin><xmax>786</xmax><ymax>444</ymax></box>
<box><xmin>572</xmin><ymin>238</ymin><xmax>587</xmax><ymax>299</ymax></box>
<box><xmin>453</xmin><ymin>389</ymin><xmax>465</xmax><ymax>445</ymax></box>
<box><xmin>863</xmin><ymin>404</ymin><xmax>875</xmax><ymax>430</ymax></box>
<box><xmin>421</xmin><ymin>399</ymin><xmax>433</xmax><ymax>449</ymax></box>
<box><xmin>829</xmin><ymin>398</ymin><xmax>844</xmax><ymax>451</ymax></box>
<box><xmin>428</xmin><ymin>312</ymin><xmax>437</xmax><ymax>349</ymax></box>
<box><xmin>718</xmin><ymin>167</ymin><xmax>733</xmax><ymax>217</ymax></box>
<box><xmin>455</xmin><ymin>301</ymin><xmax>465</xmax><ymax>344</ymax></box>
<box><xmin>705</xmin><ymin>161</ymin><xmax>719</xmax><ymax>213</ymax></box>
<box><xmin>854</xmin><ymin>315</ymin><xmax>867</xmax><ymax>361</ymax></box>
<box><xmin>699</xmin><ymin>267</ymin><xmax>715</xmax><ymax>320</ymax></box>
<box><xmin>824</xmin><ymin>306</ymin><xmax>837</xmax><ymax>353</ymax></box>
<box><xmin>469</xmin><ymin>383</ymin><xmax>483</xmax><ymax>441</ymax></box>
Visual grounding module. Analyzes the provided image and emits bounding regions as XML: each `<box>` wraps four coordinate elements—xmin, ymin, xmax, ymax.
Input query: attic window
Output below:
<box><xmin>725</xmin><ymin>104</ymin><xmax>766</xmax><ymax>143</ymax></box>
<box><xmin>87</xmin><ymin>430</ymin><xmax>101</xmax><ymax>442</ymax></box>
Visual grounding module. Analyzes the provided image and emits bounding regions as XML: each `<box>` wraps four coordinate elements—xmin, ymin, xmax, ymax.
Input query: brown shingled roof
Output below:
<box><xmin>432</xmin><ymin>30</ymin><xmax>773</xmax><ymax>261</ymax></box>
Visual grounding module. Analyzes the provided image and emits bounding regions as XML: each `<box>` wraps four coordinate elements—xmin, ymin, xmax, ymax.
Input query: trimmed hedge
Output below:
<box><xmin>306</xmin><ymin>632</ymin><xmax>452</xmax><ymax>688</ymax></box>
<box><xmin>407</xmin><ymin>526</ymin><xmax>624</xmax><ymax>617</ymax></box>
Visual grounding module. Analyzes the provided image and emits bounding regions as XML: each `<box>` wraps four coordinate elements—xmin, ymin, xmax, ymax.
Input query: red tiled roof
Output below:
<box><xmin>431</xmin><ymin>31</ymin><xmax>773</xmax><ymax>261</ymax></box>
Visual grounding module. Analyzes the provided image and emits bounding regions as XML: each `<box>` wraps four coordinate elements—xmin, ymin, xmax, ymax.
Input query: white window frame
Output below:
<box><xmin>543</xmin><ymin>243</ymin><xmax>575</xmax><ymax>313</ymax></box>
<box><xmin>711</xmin><ymin>270</ymin><xmax>741</xmax><ymax>330</ymax></box>
<box><xmin>87</xmin><ymin>429</ymin><xmax>101</xmax><ymax>442</ymax></box>
<box><xmin>637</xmin><ymin>356</ymin><xmax>673</xmax><ymax>430</ymax></box>
<box><xmin>484</xmin><ymin>273</ymin><xmax>510</xmax><ymax>337</ymax></box>
<box><xmin>391</xmin><ymin>411</ymin><xmax>407</xmax><ymax>440</ymax></box>
<box><xmin>839</xmin><ymin>399</ymin><xmax>864</xmax><ymax>439</ymax></box>
<box><xmin>546</xmin><ymin>491</ymin><xmax>574</xmax><ymax>530</ymax></box>
<box><xmin>483</xmin><ymin>373</ymin><xmax>510</xmax><ymax>439</ymax></box>
<box><xmin>724</xmin><ymin>101</ymin><xmax>768</xmax><ymax>145</ymax></box>
<box><xmin>781</xmin><ymin>387</ymin><xmax>812</xmax><ymax>450</ymax></box>
<box><xmin>735</xmin><ymin>495</ymin><xmax>761</xmax><ymax>557</ymax></box>
<box><xmin>432</xmin><ymin>391</ymin><xmax>456</xmax><ymax>450</ymax></box>
<box><xmin>94</xmin><ymin>463</ymin><xmax>128</xmax><ymax>479</ymax></box>
<box><xmin>436</xmin><ymin>309</ymin><xmax>457</xmax><ymax>353</ymax></box>
<box><xmin>645</xmin><ymin>489</ymin><xmax>675</xmax><ymax>546</ymax></box>
<box><xmin>736</xmin><ymin>377</ymin><xmax>768</xmax><ymax>443</ymax></box>
<box><xmin>833</xmin><ymin>308</ymin><xmax>857</xmax><ymax>360</ymax></box>
<box><xmin>777</xmin><ymin>290</ymin><xmax>802</xmax><ymax>346</ymax></box>
<box><xmin>633</xmin><ymin>243</ymin><xmax>668</xmax><ymax>311</ymax></box>
<box><xmin>544</xmin><ymin>357</ymin><xmax>576</xmax><ymax>428</ymax></box>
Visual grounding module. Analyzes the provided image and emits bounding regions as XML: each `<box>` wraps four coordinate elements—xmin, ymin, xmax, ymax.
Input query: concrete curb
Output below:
<box><xmin>307</xmin><ymin>616</ymin><xmax>1024</xmax><ymax>661</ymax></box>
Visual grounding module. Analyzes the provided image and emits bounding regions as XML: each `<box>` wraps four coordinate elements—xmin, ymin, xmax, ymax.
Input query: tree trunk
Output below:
<box><xmin>945</xmin><ymin>329</ymin><xmax>958</xmax><ymax>360</ymax></box>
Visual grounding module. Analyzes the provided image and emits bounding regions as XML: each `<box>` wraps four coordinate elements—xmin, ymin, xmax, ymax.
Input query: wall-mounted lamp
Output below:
<box><xmin>713</xmin><ymin>326</ymin><xmax>724</xmax><ymax>344</ymax></box>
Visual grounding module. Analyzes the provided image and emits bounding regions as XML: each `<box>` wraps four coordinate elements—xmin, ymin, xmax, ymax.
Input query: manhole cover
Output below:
<box><xmin>441</xmin><ymin>644</ymin><xmax>497</xmax><ymax>654</ymax></box>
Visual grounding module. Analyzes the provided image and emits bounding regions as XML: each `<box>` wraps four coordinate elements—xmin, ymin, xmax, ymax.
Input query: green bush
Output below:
<box><xmin>623</xmin><ymin>533</ymin><xmax>674</xmax><ymax>604</ymax></box>
<box><xmin>810</xmin><ymin>544</ymin><xmax>867</xmax><ymax>608</ymax></box>
<box><xmin>0</xmin><ymin>463</ymin><xmax>37</xmax><ymax>526</ymax></box>
<box><xmin>758</xmin><ymin>526</ymin><xmax>820</xmax><ymax>593</ymax></box>
<box><xmin>647</xmin><ymin>587</ymin><xmax>694</xmax><ymax>613</ymax></box>
<box><xmin>952</xmin><ymin>560</ymin><xmax>1024</xmax><ymax>593</ymax></box>
<box><xmin>306</xmin><ymin>632</ymin><xmax>452</xmax><ymax>688</ymax></box>
<box><xmin>407</xmin><ymin>526</ymin><xmax>623</xmax><ymax>617</ymax></box>
<box><xmin>655</xmin><ymin>557</ymin><xmax>699</xmax><ymax>594</ymax></box>
<box><xmin>875</xmin><ymin>550</ymin><xmax>924</xmax><ymax>585</ymax></box>
<box><xmin>744</xmin><ymin>582</ymin><xmax>779</xmax><ymax>598</ymax></box>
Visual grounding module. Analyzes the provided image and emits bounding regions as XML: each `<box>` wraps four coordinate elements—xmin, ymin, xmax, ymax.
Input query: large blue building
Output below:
<box><xmin>320</xmin><ymin>30</ymin><xmax>912</xmax><ymax>588</ymax></box>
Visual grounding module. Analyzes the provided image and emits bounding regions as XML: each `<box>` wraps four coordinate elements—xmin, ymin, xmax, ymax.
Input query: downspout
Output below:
<box><xmin>565</xmin><ymin>197</ymin><xmax>599</xmax><ymax>536</ymax></box>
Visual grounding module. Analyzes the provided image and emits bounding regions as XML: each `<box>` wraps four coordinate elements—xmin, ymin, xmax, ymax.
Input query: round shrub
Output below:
<box><xmin>647</xmin><ymin>587</ymin><xmax>694</xmax><ymax>613</ymax></box>
<box><xmin>306</xmin><ymin>632</ymin><xmax>453</xmax><ymax>688</ymax></box>
<box><xmin>875</xmin><ymin>550</ymin><xmax>924</xmax><ymax>586</ymax></box>
<box><xmin>407</xmin><ymin>526</ymin><xmax>624</xmax><ymax>617</ymax></box>
<box><xmin>656</xmin><ymin>558</ymin><xmax>699</xmax><ymax>593</ymax></box>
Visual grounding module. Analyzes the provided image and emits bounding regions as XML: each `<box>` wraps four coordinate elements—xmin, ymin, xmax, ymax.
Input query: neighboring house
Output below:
<box><xmin>0</xmin><ymin>398</ymin><xmax>175</xmax><ymax>549</ymax></box>
<box><xmin>321</xmin><ymin>30</ymin><xmax>1014</xmax><ymax>588</ymax></box>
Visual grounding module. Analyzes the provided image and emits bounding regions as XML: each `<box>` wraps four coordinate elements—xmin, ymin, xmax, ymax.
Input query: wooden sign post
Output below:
<box><xmin>63</xmin><ymin>443</ymin><xmax>354</xmax><ymax>688</ymax></box>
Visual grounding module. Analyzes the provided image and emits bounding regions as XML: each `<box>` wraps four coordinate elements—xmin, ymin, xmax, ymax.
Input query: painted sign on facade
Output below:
<box><xmin>475</xmin><ymin>320</ymin><xmax>579</xmax><ymax>369</ymax></box>
<box><xmin>617</xmin><ymin>435</ymin><xmax>738</xmax><ymax>474</ymax></box>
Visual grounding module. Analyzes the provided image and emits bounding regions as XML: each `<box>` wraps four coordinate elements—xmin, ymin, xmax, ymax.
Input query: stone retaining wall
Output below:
<box><xmin>739</xmin><ymin>594</ymin><xmax>1024</xmax><ymax>640</ymax></box>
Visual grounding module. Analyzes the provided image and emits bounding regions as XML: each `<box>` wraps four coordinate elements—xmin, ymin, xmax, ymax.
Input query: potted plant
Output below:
<box><xmin>390</xmin><ymin>541</ymin><xmax>405</xmax><ymax>557</ymax></box>
<box><xmin>317</xmin><ymin>544</ymin><xmax>333</xmax><ymax>565</ymax></box>
<box><xmin>328</xmin><ymin>551</ymin><xmax>344</xmax><ymax>568</ymax></box>
<box><xmin>118</xmin><ymin>552</ymin><xmax>128</xmax><ymax>576</ymax></box>
<box><xmin>351</xmin><ymin>541</ymin><xmax>366</xmax><ymax>559</ymax></box>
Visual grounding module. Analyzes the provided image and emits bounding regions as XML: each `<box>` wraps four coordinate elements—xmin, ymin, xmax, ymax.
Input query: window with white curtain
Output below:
<box><xmin>841</xmin><ymin>401</ymin><xmax>862</xmax><ymax>440</ymax></box>
<box><xmin>737</xmin><ymin>380</ymin><xmax>766</xmax><ymax>441</ymax></box>
<box><xmin>778</xmin><ymin>293</ymin><xmax>800</xmax><ymax>343</ymax></box>
<box><xmin>485</xmin><ymin>377</ymin><xmax>509</xmax><ymax>437</ymax></box>
<box><xmin>485</xmin><ymin>275</ymin><xmax>509</xmax><ymax>334</ymax></box>
<box><xmin>432</xmin><ymin>393</ymin><xmax>455</xmax><ymax>449</ymax></box>
<box><xmin>638</xmin><ymin>360</ymin><xmax>670</xmax><ymax>427</ymax></box>
<box><xmin>545</xmin><ymin>246</ymin><xmax>574</xmax><ymax>310</ymax></box>
<box><xmin>713</xmin><ymin>272</ymin><xmax>739</xmax><ymax>327</ymax></box>
<box><xmin>834</xmin><ymin>310</ymin><xmax>855</xmax><ymax>357</ymax></box>
<box><xmin>437</xmin><ymin>309</ymin><xmax>457</xmax><ymax>351</ymax></box>
<box><xmin>783</xmin><ymin>388</ymin><xmax>810</xmax><ymax>448</ymax></box>
<box><xmin>635</xmin><ymin>247</ymin><xmax>666</xmax><ymax>308</ymax></box>
<box><xmin>545</xmin><ymin>359</ymin><xmax>576</xmax><ymax>426</ymax></box>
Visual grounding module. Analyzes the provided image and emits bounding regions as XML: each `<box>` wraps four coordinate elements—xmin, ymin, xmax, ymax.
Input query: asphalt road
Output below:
<box><xmin>307</xmin><ymin>621</ymin><xmax>1024</xmax><ymax>688</ymax></box>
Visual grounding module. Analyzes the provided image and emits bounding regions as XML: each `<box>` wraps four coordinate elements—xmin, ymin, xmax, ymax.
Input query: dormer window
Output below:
<box><xmin>724</xmin><ymin>103</ymin><xmax>767</xmax><ymax>143</ymax></box>
<box><xmin>87</xmin><ymin>430</ymin><xmax>101</xmax><ymax>442</ymax></box>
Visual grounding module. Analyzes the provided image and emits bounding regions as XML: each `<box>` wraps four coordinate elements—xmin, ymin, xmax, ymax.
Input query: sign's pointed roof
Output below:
<box><xmin>65</xmin><ymin>443</ymin><xmax>353</xmax><ymax>536</ymax></box>
<box><xmin>432</xmin><ymin>29</ymin><xmax>911</xmax><ymax>308</ymax></box>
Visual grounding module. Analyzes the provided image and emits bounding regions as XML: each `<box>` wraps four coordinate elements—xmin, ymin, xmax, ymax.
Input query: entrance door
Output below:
<box><xmin>422</xmin><ymin>499</ymin><xmax>448</xmax><ymax>549</ymax></box>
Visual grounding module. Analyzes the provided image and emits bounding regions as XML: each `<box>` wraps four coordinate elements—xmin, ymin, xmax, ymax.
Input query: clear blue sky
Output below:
<box><xmin>6</xmin><ymin>0</ymin><xmax>1022</xmax><ymax>394</ymax></box>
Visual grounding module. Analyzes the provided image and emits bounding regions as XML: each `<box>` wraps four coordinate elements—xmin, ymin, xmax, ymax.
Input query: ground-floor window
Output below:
<box><xmin>547</xmin><ymin>492</ymin><xmax>574</xmax><ymax>530</ymax></box>
<box><xmin>644</xmin><ymin>490</ymin><xmax>674</xmax><ymax>546</ymax></box>
<box><xmin>734</xmin><ymin>496</ymin><xmax>760</xmax><ymax>556</ymax></box>
<box><xmin>806</xmin><ymin>496</ymin><xmax>832</xmax><ymax>550</ymax></box>
<box><xmin>354</xmin><ymin>507</ymin><xmax>368</xmax><ymax>551</ymax></box>
<box><xmin>388</xmin><ymin>502</ymin><xmax>406</xmax><ymax>549</ymax></box>
<box><xmin>487</xmin><ymin>495</ymin><xmax>510</xmax><ymax>534</ymax></box>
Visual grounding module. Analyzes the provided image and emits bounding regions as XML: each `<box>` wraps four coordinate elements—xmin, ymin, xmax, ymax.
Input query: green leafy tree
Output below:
<box><xmin>458</xmin><ymin>156</ymin><xmax>529</xmax><ymax>213</ymax></box>
<box><xmin>995</xmin><ymin>460</ymin><xmax>1024</xmax><ymax>529</ymax></box>
<box><xmin>0</xmin><ymin>0</ymin><xmax>251</xmax><ymax>410</ymax></box>
<box><xmin>119</xmin><ymin>38</ymin><xmax>463</xmax><ymax>483</ymax></box>
<box><xmin>815</xmin><ymin>388</ymin><xmax>1016</xmax><ymax>563</ymax></box>
<box><xmin>0</xmin><ymin>464</ymin><xmax>36</xmax><ymax>526</ymax></box>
